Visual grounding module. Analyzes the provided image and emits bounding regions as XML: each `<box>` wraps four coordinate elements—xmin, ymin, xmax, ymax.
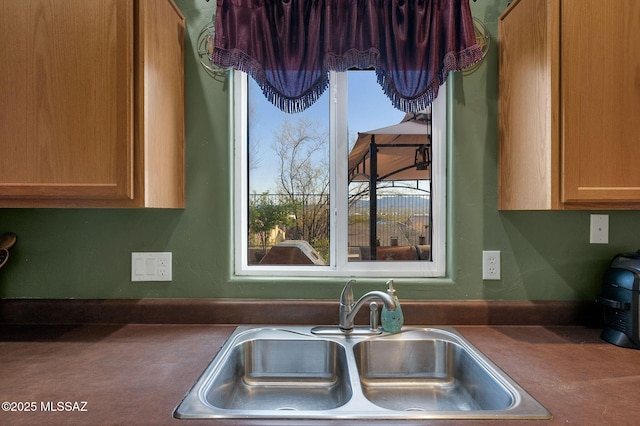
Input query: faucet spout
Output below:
<box><xmin>339</xmin><ymin>280</ymin><xmax>396</xmax><ymax>332</ymax></box>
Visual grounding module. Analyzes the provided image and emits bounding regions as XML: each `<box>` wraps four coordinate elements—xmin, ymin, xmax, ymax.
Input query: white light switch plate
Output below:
<box><xmin>131</xmin><ymin>252</ymin><xmax>172</xmax><ymax>282</ymax></box>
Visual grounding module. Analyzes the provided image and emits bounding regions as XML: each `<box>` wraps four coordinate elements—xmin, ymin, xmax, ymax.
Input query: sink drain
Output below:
<box><xmin>276</xmin><ymin>407</ymin><xmax>298</xmax><ymax>411</ymax></box>
<box><xmin>405</xmin><ymin>407</ymin><xmax>426</xmax><ymax>412</ymax></box>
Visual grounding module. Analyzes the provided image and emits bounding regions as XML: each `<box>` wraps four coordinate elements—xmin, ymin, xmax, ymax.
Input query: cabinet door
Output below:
<box><xmin>0</xmin><ymin>0</ymin><xmax>134</xmax><ymax>201</ymax></box>
<box><xmin>561</xmin><ymin>0</ymin><xmax>640</xmax><ymax>203</ymax></box>
<box><xmin>498</xmin><ymin>0</ymin><xmax>560</xmax><ymax>210</ymax></box>
<box><xmin>136</xmin><ymin>0</ymin><xmax>185</xmax><ymax>208</ymax></box>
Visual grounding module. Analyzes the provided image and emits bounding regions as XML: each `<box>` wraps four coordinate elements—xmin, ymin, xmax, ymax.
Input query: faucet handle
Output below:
<box><xmin>340</xmin><ymin>279</ymin><xmax>355</xmax><ymax>306</ymax></box>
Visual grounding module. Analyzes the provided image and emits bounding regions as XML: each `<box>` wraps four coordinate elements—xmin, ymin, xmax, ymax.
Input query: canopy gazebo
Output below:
<box><xmin>348</xmin><ymin>111</ymin><xmax>432</xmax><ymax>260</ymax></box>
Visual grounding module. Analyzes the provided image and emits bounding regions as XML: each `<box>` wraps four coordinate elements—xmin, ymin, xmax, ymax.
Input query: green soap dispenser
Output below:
<box><xmin>380</xmin><ymin>279</ymin><xmax>403</xmax><ymax>333</ymax></box>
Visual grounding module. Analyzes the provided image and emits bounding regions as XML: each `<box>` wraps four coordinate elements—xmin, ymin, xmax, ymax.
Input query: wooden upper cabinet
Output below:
<box><xmin>498</xmin><ymin>0</ymin><xmax>640</xmax><ymax>210</ymax></box>
<box><xmin>0</xmin><ymin>0</ymin><xmax>185</xmax><ymax>208</ymax></box>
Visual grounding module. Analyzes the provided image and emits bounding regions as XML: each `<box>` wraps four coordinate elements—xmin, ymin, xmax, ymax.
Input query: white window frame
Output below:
<box><xmin>233</xmin><ymin>71</ymin><xmax>446</xmax><ymax>277</ymax></box>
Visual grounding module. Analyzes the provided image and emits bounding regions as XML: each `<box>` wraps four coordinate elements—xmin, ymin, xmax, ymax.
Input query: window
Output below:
<box><xmin>233</xmin><ymin>70</ymin><xmax>446</xmax><ymax>277</ymax></box>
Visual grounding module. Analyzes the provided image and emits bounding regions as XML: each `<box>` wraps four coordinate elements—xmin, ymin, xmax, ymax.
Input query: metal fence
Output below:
<box><xmin>248</xmin><ymin>192</ymin><xmax>430</xmax><ymax>249</ymax></box>
<box><xmin>348</xmin><ymin>194</ymin><xmax>430</xmax><ymax>248</ymax></box>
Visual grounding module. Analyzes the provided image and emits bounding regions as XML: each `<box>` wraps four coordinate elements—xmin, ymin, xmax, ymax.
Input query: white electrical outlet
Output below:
<box><xmin>482</xmin><ymin>250</ymin><xmax>501</xmax><ymax>280</ymax></box>
<box><xmin>590</xmin><ymin>214</ymin><xmax>609</xmax><ymax>244</ymax></box>
<box><xmin>131</xmin><ymin>252</ymin><xmax>172</xmax><ymax>282</ymax></box>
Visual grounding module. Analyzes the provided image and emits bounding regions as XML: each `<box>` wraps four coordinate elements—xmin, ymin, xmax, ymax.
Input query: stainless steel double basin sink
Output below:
<box><xmin>174</xmin><ymin>326</ymin><xmax>550</xmax><ymax>420</ymax></box>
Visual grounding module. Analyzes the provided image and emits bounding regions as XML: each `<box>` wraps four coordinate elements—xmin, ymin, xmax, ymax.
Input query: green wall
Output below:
<box><xmin>1</xmin><ymin>0</ymin><xmax>638</xmax><ymax>301</ymax></box>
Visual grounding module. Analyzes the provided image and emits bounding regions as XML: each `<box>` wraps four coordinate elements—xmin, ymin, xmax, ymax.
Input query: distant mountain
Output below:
<box><xmin>350</xmin><ymin>195</ymin><xmax>430</xmax><ymax>211</ymax></box>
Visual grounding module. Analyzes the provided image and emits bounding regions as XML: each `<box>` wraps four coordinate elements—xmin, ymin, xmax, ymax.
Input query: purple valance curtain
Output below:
<box><xmin>212</xmin><ymin>0</ymin><xmax>482</xmax><ymax>113</ymax></box>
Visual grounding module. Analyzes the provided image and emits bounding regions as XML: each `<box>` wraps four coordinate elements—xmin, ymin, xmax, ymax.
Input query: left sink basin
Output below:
<box><xmin>205</xmin><ymin>337</ymin><xmax>352</xmax><ymax>411</ymax></box>
<box><xmin>174</xmin><ymin>327</ymin><xmax>353</xmax><ymax>418</ymax></box>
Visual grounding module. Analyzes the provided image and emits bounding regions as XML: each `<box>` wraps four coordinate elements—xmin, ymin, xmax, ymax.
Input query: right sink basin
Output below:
<box><xmin>354</xmin><ymin>332</ymin><xmax>514</xmax><ymax>412</ymax></box>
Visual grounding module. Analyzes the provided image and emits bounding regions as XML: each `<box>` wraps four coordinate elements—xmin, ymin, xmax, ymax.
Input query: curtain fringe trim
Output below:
<box><xmin>378</xmin><ymin>43</ymin><xmax>484</xmax><ymax>113</ymax></box>
<box><xmin>213</xmin><ymin>48</ymin><xmax>331</xmax><ymax>114</ymax></box>
<box><xmin>212</xmin><ymin>43</ymin><xmax>483</xmax><ymax>114</ymax></box>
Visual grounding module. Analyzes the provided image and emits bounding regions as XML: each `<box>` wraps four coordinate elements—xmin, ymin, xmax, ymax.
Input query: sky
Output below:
<box><xmin>248</xmin><ymin>71</ymin><xmax>406</xmax><ymax>194</ymax></box>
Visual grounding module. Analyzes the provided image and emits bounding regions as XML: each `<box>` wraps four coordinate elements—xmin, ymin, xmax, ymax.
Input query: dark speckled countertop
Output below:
<box><xmin>1</xmin><ymin>323</ymin><xmax>639</xmax><ymax>425</ymax></box>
